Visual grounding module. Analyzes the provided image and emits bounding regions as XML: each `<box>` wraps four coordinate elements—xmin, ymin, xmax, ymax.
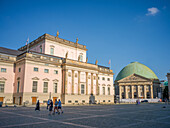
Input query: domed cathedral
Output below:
<box><xmin>115</xmin><ymin>62</ymin><xmax>160</xmax><ymax>101</ymax></box>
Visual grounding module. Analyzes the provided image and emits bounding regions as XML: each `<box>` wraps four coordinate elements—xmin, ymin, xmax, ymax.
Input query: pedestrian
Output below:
<box><xmin>49</xmin><ymin>100</ymin><xmax>53</xmax><ymax>115</ymax></box>
<box><xmin>136</xmin><ymin>100</ymin><xmax>138</xmax><ymax>105</ymax></box>
<box><xmin>58</xmin><ymin>99</ymin><xmax>63</xmax><ymax>114</ymax></box>
<box><xmin>47</xmin><ymin>99</ymin><xmax>50</xmax><ymax>110</ymax></box>
<box><xmin>35</xmin><ymin>100</ymin><xmax>40</xmax><ymax>111</ymax></box>
<box><xmin>53</xmin><ymin>99</ymin><xmax>59</xmax><ymax>115</ymax></box>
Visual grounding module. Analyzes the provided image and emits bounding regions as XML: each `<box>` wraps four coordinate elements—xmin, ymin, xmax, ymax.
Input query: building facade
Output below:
<box><xmin>0</xmin><ymin>33</ymin><xmax>114</xmax><ymax>105</ymax></box>
<box><xmin>115</xmin><ymin>62</ymin><xmax>160</xmax><ymax>102</ymax></box>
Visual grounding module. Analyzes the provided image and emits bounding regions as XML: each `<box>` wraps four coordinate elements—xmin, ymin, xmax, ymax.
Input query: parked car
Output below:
<box><xmin>141</xmin><ymin>100</ymin><xmax>148</xmax><ymax>103</ymax></box>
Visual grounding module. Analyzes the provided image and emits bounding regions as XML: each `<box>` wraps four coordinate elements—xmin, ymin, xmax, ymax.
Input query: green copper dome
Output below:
<box><xmin>115</xmin><ymin>62</ymin><xmax>158</xmax><ymax>81</ymax></box>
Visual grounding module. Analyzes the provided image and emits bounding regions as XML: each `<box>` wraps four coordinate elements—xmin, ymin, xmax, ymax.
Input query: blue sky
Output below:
<box><xmin>0</xmin><ymin>0</ymin><xmax>170</xmax><ymax>80</ymax></box>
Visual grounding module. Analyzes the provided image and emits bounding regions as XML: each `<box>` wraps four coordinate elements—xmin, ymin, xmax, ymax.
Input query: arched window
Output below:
<box><xmin>40</xmin><ymin>45</ymin><xmax>42</xmax><ymax>53</ymax></box>
<box><xmin>102</xmin><ymin>87</ymin><xmax>105</xmax><ymax>95</ymax></box>
<box><xmin>79</xmin><ymin>53</ymin><xmax>83</xmax><ymax>62</ymax></box>
<box><xmin>108</xmin><ymin>87</ymin><xmax>110</xmax><ymax>95</ymax></box>
<box><xmin>50</xmin><ymin>48</ymin><xmax>54</xmax><ymax>55</ymax></box>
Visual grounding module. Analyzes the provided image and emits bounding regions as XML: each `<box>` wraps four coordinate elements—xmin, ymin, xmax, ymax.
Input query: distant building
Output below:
<box><xmin>115</xmin><ymin>62</ymin><xmax>160</xmax><ymax>101</ymax></box>
<box><xmin>166</xmin><ymin>73</ymin><xmax>170</xmax><ymax>100</ymax></box>
<box><xmin>0</xmin><ymin>33</ymin><xmax>114</xmax><ymax>105</ymax></box>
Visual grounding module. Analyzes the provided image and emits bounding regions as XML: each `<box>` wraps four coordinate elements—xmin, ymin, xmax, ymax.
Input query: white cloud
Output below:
<box><xmin>146</xmin><ymin>7</ymin><xmax>159</xmax><ymax>16</ymax></box>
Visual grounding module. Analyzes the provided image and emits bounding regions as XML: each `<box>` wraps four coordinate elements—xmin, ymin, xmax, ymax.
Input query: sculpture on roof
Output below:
<box><xmin>95</xmin><ymin>60</ymin><xmax>98</xmax><ymax>65</ymax></box>
<box><xmin>76</xmin><ymin>38</ymin><xmax>78</xmax><ymax>44</ymax></box>
<box><xmin>56</xmin><ymin>31</ymin><xmax>59</xmax><ymax>38</ymax></box>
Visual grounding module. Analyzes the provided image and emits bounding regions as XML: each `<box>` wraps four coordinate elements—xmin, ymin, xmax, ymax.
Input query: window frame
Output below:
<box><xmin>43</xmin><ymin>82</ymin><xmax>48</xmax><ymax>93</ymax></box>
<box><xmin>44</xmin><ymin>69</ymin><xmax>49</xmax><ymax>73</ymax></box>
<box><xmin>1</xmin><ymin>68</ymin><xmax>6</xmax><ymax>72</ymax></box>
<box><xmin>32</xmin><ymin>81</ymin><xmax>38</xmax><ymax>92</ymax></box>
<box><xmin>0</xmin><ymin>81</ymin><xmax>5</xmax><ymax>93</ymax></box>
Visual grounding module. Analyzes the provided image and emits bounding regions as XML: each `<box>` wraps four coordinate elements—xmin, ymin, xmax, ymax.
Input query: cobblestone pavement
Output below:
<box><xmin>0</xmin><ymin>103</ymin><xmax>170</xmax><ymax>128</ymax></box>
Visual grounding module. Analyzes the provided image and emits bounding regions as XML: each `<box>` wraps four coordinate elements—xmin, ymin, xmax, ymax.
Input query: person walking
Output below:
<box><xmin>53</xmin><ymin>99</ymin><xmax>59</xmax><ymax>115</ymax></box>
<box><xmin>49</xmin><ymin>100</ymin><xmax>53</xmax><ymax>115</ymax></box>
<box><xmin>35</xmin><ymin>100</ymin><xmax>40</xmax><ymax>111</ymax></box>
<box><xmin>58</xmin><ymin>99</ymin><xmax>63</xmax><ymax>114</ymax></box>
<box><xmin>47</xmin><ymin>99</ymin><xmax>50</xmax><ymax>110</ymax></box>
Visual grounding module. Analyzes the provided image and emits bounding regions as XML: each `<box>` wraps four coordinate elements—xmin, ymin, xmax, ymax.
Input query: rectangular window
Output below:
<box><xmin>68</xmin><ymin>100</ymin><xmax>72</xmax><ymax>103</ymax></box>
<box><xmin>54</xmin><ymin>70</ymin><xmax>58</xmax><ymax>74</ymax></box>
<box><xmin>34</xmin><ymin>67</ymin><xmax>38</xmax><ymax>72</ymax></box>
<box><xmin>32</xmin><ymin>81</ymin><xmax>38</xmax><ymax>92</ymax></box>
<box><xmin>54</xmin><ymin>83</ymin><xmax>57</xmax><ymax>93</ymax></box>
<box><xmin>43</xmin><ymin>82</ymin><xmax>48</xmax><ymax>93</ymax></box>
<box><xmin>50</xmin><ymin>48</ymin><xmax>54</xmax><ymax>55</ymax></box>
<box><xmin>0</xmin><ymin>81</ymin><xmax>5</xmax><ymax>93</ymax></box>
<box><xmin>102</xmin><ymin>77</ymin><xmax>105</xmax><ymax>81</ymax></box>
<box><xmin>81</xmin><ymin>84</ymin><xmax>85</xmax><ymax>94</ymax></box>
<box><xmin>17</xmin><ymin>81</ymin><xmax>20</xmax><ymax>93</ymax></box>
<box><xmin>107</xmin><ymin>78</ymin><xmax>110</xmax><ymax>81</ymax></box>
<box><xmin>19</xmin><ymin>68</ymin><xmax>21</xmax><ymax>72</ymax></box>
<box><xmin>44</xmin><ymin>69</ymin><xmax>49</xmax><ymax>73</ymax></box>
<box><xmin>1</xmin><ymin>68</ymin><xmax>6</xmax><ymax>72</ymax></box>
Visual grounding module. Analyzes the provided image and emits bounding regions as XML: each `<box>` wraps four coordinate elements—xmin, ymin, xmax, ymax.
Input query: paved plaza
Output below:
<box><xmin>0</xmin><ymin>103</ymin><xmax>170</xmax><ymax>128</ymax></box>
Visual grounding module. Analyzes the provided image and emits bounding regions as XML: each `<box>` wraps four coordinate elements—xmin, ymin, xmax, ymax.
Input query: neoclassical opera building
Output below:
<box><xmin>0</xmin><ymin>33</ymin><xmax>114</xmax><ymax>105</ymax></box>
<box><xmin>115</xmin><ymin>62</ymin><xmax>160</xmax><ymax>101</ymax></box>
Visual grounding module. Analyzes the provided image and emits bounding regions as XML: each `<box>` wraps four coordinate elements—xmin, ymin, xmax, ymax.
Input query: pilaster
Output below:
<box><xmin>91</xmin><ymin>73</ymin><xmax>93</xmax><ymax>94</ymax></box>
<box><xmin>86</xmin><ymin>72</ymin><xmax>88</xmax><ymax>95</ymax></box>
<box><xmin>72</xmin><ymin>70</ymin><xmax>74</xmax><ymax>94</ymax></box>
<box><xmin>78</xmin><ymin>71</ymin><xmax>80</xmax><ymax>95</ymax></box>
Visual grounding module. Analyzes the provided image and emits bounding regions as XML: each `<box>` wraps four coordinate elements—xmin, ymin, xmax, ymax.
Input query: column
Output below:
<box><xmin>119</xmin><ymin>85</ymin><xmax>122</xmax><ymax>99</ymax></box>
<box><xmin>96</xmin><ymin>74</ymin><xmax>99</xmax><ymax>95</ymax></box>
<box><xmin>144</xmin><ymin>85</ymin><xmax>147</xmax><ymax>99</ymax></box>
<box><xmin>86</xmin><ymin>72</ymin><xmax>88</xmax><ymax>95</ymax></box>
<box><xmin>91</xmin><ymin>73</ymin><xmax>93</xmax><ymax>94</ymax></box>
<box><xmin>137</xmin><ymin>85</ymin><xmax>140</xmax><ymax>98</ymax></box>
<box><xmin>150</xmin><ymin>84</ymin><xmax>153</xmax><ymax>99</ymax></box>
<box><xmin>125</xmin><ymin>86</ymin><xmax>128</xmax><ymax>99</ymax></box>
<box><xmin>131</xmin><ymin>85</ymin><xmax>134</xmax><ymax>99</ymax></box>
<box><xmin>78</xmin><ymin>71</ymin><xmax>80</xmax><ymax>95</ymax></box>
<box><xmin>64</xmin><ymin>69</ymin><xmax>68</xmax><ymax>94</ymax></box>
<box><xmin>72</xmin><ymin>70</ymin><xmax>74</xmax><ymax>94</ymax></box>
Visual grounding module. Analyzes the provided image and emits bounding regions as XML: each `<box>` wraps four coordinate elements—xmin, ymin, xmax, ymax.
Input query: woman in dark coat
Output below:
<box><xmin>49</xmin><ymin>100</ymin><xmax>53</xmax><ymax>115</ymax></box>
<box><xmin>35</xmin><ymin>100</ymin><xmax>40</xmax><ymax>111</ymax></box>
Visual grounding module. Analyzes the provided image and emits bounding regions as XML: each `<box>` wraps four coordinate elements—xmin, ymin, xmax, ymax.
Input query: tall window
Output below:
<box><xmin>81</xmin><ymin>84</ymin><xmax>85</xmax><ymax>94</ymax></box>
<box><xmin>54</xmin><ymin>83</ymin><xmax>57</xmax><ymax>93</ymax></box>
<box><xmin>43</xmin><ymin>82</ymin><xmax>48</xmax><ymax>93</ymax></box>
<box><xmin>102</xmin><ymin>77</ymin><xmax>105</xmax><ymax>81</ymax></box>
<box><xmin>17</xmin><ymin>81</ymin><xmax>20</xmax><ymax>93</ymax></box>
<box><xmin>18</xmin><ymin>68</ymin><xmax>21</xmax><ymax>72</ymax></box>
<box><xmin>40</xmin><ymin>46</ymin><xmax>42</xmax><ymax>53</ymax></box>
<box><xmin>107</xmin><ymin>78</ymin><xmax>110</xmax><ymax>81</ymax></box>
<box><xmin>102</xmin><ymin>87</ymin><xmax>105</xmax><ymax>95</ymax></box>
<box><xmin>44</xmin><ymin>69</ymin><xmax>49</xmax><ymax>73</ymax></box>
<box><xmin>0</xmin><ymin>81</ymin><xmax>5</xmax><ymax>93</ymax></box>
<box><xmin>32</xmin><ymin>81</ymin><xmax>38</xmax><ymax>92</ymax></box>
<box><xmin>1</xmin><ymin>68</ymin><xmax>6</xmax><ymax>72</ymax></box>
<box><xmin>108</xmin><ymin>87</ymin><xmax>110</xmax><ymax>95</ymax></box>
<box><xmin>50</xmin><ymin>48</ymin><xmax>54</xmax><ymax>55</ymax></box>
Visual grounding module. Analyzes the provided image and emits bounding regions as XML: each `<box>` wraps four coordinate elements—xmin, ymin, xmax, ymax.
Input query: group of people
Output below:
<box><xmin>47</xmin><ymin>99</ymin><xmax>63</xmax><ymax>115</ymax></box>
<box><xmin>35</xmin><ymin>99</ymin><xmax>64</xmax><ymax>115</ymax></box>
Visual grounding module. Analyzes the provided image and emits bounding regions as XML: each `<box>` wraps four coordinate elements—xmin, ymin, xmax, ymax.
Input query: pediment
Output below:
<box><xmin>53</xmin><ymin>79</ymin><xmax>59</xmax><ymax>82</ymax></box>
<box><xmin>32</xmin><ymin>77</ymin><xmax>39</xmax><ymax>80</ymax></box>
<box><xmin>118</xmin><ymin>73</ymin><xmax>151</xmax><ymax>83</ymax></box>
<box><xmin>43</xmin><ymin>78</ymin><xmax>50</xmax><ymax>81</ymax></box>
<box><xmin>0</xmin><ymin>77</ymin><xmax>7</xmax><ymax>81</ymax></box>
